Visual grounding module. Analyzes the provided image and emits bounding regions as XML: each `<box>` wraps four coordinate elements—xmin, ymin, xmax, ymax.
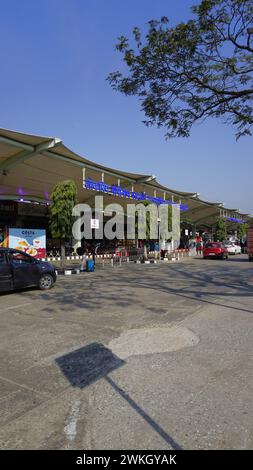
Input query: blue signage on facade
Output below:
<box><xmin>225</xmin><ymin>216</ymin><xmax>245</xmax><ymax>224</ymax></box>
<box><xmin>83</xmin><ymin>178</ymin><xmax>188</xmax><ymax>211</ymax></box>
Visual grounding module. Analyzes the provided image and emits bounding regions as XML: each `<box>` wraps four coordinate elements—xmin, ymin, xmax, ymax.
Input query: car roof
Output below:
<box><xmin>0</xmin><ymin>248</ymin><xmax>26</xmax><ymax>253</ymax></box>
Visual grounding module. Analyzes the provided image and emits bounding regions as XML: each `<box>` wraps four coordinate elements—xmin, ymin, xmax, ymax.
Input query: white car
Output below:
<box><xmin>225</xmin><ymin>242</ymin><xmax>241</xmax><ymax>255</ymax></box>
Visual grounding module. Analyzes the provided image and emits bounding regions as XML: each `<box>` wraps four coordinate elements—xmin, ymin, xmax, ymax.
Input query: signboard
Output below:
<box><xmin>90</xmin><ymin>219</ymin><xmax>99</xmax><ymax>229</ymax></box>
<box><xmin>8</xmin><ymin>228</ymin><xmax>46</xmax><ymax>259</ymax></box>
<box><xmin>83</xmin><ymin>177</ymin><xmax>189</xmax><ymax>211</ymax></box>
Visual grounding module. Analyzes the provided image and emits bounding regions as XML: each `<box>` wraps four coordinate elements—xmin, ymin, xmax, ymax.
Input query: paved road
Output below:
<box><xmin>0</xmin><ymin>255</ymin><xmax>252</xmax><ymax>449</ymax></box>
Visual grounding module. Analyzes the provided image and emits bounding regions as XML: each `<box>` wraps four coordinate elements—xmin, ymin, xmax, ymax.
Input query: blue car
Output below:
<box><xmin>0</xmin><ymin>248</ymin><xmax>57</xmax><ymax>292</ymax></box>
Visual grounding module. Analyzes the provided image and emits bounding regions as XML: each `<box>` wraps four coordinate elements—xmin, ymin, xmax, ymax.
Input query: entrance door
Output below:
<box><xmin>0</xmin><ymin>251</ymin><xmax>12</xmax><ymax>291</ymax></box>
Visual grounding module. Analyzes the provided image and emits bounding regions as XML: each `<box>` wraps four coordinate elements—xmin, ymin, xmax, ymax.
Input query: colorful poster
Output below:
<box><xmin>9</xmin><ymin>228</ymin><xmax>46</xmax><ymax>259</ymax></box>
<box><xmin>0</xmin><ymin>227</ymin><xmax>8</xmax><ymax>248</ymax></box>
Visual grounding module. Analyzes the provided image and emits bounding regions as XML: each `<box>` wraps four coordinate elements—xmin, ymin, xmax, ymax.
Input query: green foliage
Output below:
<box><xmin>108</xmin><ymin>0</ymin><xmax>253</xmax><ymax>139</ymax></box>
<box><xmin>167</xmin><ymin>205</ymin><xmax>172</xmax><ymax>233</ymax></box>
<box><xmin>237</xmin><ymin>222</ymin><xmax>249</xmax><ymax>240</ymax></box>
<box><xmin>180</xmin><ymin>214</ymin><xmax>194</xmax><ymax>227</ymax></box>
<box><xmin>135</xmin><ymin>201</ymin><xmax>151</xmax><ymax>241</ymax></box>
<box><xmin>49</xmin><ymin>180</ymin><xmax>77</xmax><ymax>239</ymax></box>
<box><xmin>214</xmin><ymin>217</ymin><xmax>227</xmax><ymax>241</ymax></box>
<box><xmin>135</xmin><ymin>201</ymin><xmax>172</xmax><ymax>240</ymax></box>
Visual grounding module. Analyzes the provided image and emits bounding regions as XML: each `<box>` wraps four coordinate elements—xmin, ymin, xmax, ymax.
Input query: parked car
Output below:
<box><xmin>0</xmin><ymin>248</ymin><xmax>57</xmax><ymax>293</ymax></box>
<box><xmin>203</xmin><ymin>242</ymin><xmax>229</xmax><ymax>260</ymax></box>
<box><xmin>224</xmin><ymin>242</ymin><xmax>242</xmax><ymax>255</ymax></box>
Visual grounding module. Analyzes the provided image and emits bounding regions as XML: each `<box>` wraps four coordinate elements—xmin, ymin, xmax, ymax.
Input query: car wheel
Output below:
<box><xmin>221</xmin><ymin>253</ymin><xmax>227</xmax><ymax>260</ymax></box>
<box><xmin>39</xmin><ymin>273</ymin><xmax>54</xmax><ymax>290</ymax></box>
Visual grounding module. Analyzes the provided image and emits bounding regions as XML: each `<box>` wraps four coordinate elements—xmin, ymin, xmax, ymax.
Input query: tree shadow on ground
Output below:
<box><xmin>13</xmin><ymin>260</ymin><xmax>253</xmax><ymax>318</ymax></box>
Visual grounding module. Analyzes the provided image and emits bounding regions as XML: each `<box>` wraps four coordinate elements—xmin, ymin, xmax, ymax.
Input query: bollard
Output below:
<box><xmin>111</xmin><ymin>258</ymin><xmax>114</xmax><ymax>267</ymax></box>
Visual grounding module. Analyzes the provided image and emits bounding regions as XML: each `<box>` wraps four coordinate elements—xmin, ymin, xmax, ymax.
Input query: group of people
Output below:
<box><xmin>78</xmin><ymin>242</ymin><xmax>101</xmax><ymax>270</ymax></box>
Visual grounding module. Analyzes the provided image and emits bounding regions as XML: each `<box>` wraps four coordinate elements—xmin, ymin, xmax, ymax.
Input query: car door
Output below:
<box><xmin>0</xmin><ymin>251</ymin><xmax>13</xmax><ymax>292</ymax></box>
<box><xmin>9</xmin><ymin>251</ymin><xmax>40</xmax><ymax>289</ymax></box>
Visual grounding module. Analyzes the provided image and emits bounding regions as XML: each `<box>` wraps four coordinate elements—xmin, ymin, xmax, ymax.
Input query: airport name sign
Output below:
<box><xmin>83</xmin><ymin>178</ymin><xmax>188</xmax><ymax>211</ymax></box>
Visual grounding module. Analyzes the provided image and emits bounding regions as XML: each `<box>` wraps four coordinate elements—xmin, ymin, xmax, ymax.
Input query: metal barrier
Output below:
<box><xmin>44</xmin><ymin>247</ymin><xmax>191</xmax><ymax>265</ymax></box>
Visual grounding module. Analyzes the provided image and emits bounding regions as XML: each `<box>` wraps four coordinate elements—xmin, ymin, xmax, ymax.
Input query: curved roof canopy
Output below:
<box><xmin>0</xmin><ymin>127</ymin><xmax>251</xmax><ymax>226</ymax></box>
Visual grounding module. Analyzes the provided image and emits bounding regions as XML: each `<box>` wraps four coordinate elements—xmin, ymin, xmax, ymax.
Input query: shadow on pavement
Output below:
<box><xmin>56</xmin><ymin>342</ymin><xmax>182</xmax><ymax>450</ymax></box>
<box><xmin>12</xmin><ymin>257</ymin><xmax>253</xmax><ymax>317</ymax></box>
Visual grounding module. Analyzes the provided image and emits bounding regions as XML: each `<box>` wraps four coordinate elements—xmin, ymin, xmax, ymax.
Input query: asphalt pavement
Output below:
<box><xmin>0</xmin><ymin>254</ymin><xmax>252</xmax><ymax>449</ymax></box>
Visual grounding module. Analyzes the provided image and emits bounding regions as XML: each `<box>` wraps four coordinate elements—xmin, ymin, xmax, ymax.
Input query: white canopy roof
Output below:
<box><xmin>0</xmin><ymin>127</ymin><xmax>251</xmax><ymax>226</ymax></box>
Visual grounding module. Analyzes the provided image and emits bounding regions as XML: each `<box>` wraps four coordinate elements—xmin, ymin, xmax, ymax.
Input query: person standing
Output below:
<box><xmin>81</xmin><ymin>251</ymin><xmax>87</xmax><ymax>271</ymax></box>
<box><xmin>196</xmin><ymin>235</ymin><xmax>203</xmax><ymax>255</ymax></box>
<box><xmin>154</xmin><ymin>240</ymin><xmax>159</xmax><ymax>259</ymax></box>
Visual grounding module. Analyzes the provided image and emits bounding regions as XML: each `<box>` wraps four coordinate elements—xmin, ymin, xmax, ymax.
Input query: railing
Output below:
<box><xmin>43</xmin><ymin>247</ymin><xmax>192</xmax><ymax>263</ymax></box>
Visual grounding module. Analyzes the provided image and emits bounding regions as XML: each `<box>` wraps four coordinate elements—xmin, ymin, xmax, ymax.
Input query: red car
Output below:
<box><xmin>203</xmin><ymin>242</ymin><xmax>228</xmax><ymax>260</ymax></box>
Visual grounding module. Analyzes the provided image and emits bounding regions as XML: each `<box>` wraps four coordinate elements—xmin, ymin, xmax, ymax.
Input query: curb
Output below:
<box><xmin>56</xmin><ymin>268</ymin><xmax>94</xmax><ymax>276</ymax></box>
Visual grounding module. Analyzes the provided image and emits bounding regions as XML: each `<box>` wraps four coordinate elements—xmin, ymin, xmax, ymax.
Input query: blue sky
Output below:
<box><xmin>0</xmin><ymin>0</ymin><xmax>252</xmax><ymax>213</ymax></box>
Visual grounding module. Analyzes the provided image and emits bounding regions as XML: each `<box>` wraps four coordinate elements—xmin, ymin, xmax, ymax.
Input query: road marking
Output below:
<box><xmin>64</xmin><ymin>398</ymin><xmax>81</xmax><ymax>441</ymax></box>
<box><xmin>0</xmin><ymin>374</ymin><xmax>49</xmax><ymax>397</ymax></box>
<box><xmin>2</xmin><ymin>302</ymin><xmax>32</xmax><ymax>311</ymax></box>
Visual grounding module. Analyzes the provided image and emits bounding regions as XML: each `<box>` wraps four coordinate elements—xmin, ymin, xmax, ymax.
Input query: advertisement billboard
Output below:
<box><xmin>8</xmin><ymin>228</ymin><xmax>46</xmax><ymax>259</ymax></box>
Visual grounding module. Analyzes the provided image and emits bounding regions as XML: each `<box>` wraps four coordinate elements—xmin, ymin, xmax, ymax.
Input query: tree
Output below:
<box><xmin>134</xmin><ymin>201</ymin><xmax>151</xmax><ymax>259</ymax></box>
<box><xmin>49</xmin><ymin>180</ymin><xmax>77</xmax><ymax>269</ymax></box>
<box><xmin>214</xmin><ymin>216</ymin><xmax>227</xmax><ymax>241</ymax></box>
<box><xmin>135</xmin><ymin>202</ymin><xmax>173</xmax><ymax>259</ymax></box>
<box><xmin>237</xmin><ymin>222</ymin><xmax>249</xmax><ymax>240</ymax></box>
<box><xmin>108</xmin><ymin>0</ymin><xmax>253</xmax><ymax>139</ymax></box>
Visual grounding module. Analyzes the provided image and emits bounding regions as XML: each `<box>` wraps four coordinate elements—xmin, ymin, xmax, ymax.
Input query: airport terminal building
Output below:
<box><xmin>0</xmin><ymin>127</ymin><xmax>250</xmax><ymax>256</ymax></box>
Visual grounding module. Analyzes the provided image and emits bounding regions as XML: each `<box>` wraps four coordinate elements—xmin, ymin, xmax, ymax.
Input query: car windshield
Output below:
<box><xmin>206</xmin><ymin>243</ymin><xmax>220</xmax><ymax>248</ymax></box>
